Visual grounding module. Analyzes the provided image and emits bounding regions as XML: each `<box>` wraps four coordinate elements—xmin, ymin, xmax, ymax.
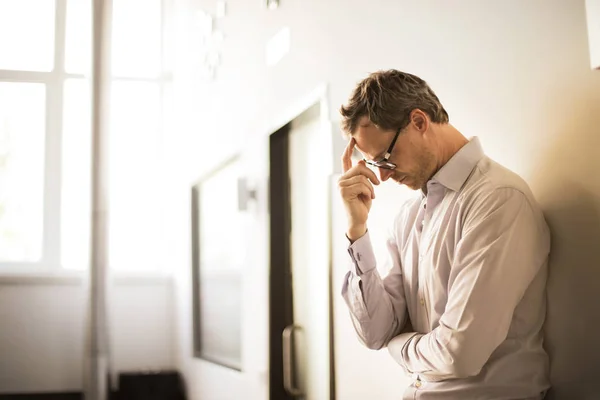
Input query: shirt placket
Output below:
<box><xmin>417</xmin><ymin>183</ymin><xmax>445</xmax><ymax>331</ymax></box>
<box><xmin>417</xmin><ymin>195</ymin><xmax>430</xmax><ymax>332</ymax></box>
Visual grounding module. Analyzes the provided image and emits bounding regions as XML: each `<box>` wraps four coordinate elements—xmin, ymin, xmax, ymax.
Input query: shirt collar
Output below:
<box><xmin>429</xmin><ymin>136</ymin><xmax>485</xmax><ymax>192</ymax></box>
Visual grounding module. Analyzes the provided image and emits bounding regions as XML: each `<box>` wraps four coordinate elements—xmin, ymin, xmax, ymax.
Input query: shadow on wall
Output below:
<box><xmin>531</xmin><ymin>93</ymin><xmax>600</xmax><ymax>400</ymax></box>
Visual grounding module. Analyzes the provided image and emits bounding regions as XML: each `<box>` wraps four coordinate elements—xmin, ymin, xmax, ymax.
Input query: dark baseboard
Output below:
<box><xmin>0</xmin><ymin>394</ymin><xmax>82</xmax><ymax>400</ymax></box>
<box><xmin>1</xmin><ymin>371</ymin><xmax>185</xmax><ymax>400</ymax></box>
<box><xmin>0</xmin><ymin>392</ymin><xmax>120</xmax><ymax>400</ymax></box>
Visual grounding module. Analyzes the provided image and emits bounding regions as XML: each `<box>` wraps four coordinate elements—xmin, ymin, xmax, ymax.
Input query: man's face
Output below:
<box><xmin>353</xmin><ymin>117</ymin><xmax>436</xmax><ymax>190</ymax></box>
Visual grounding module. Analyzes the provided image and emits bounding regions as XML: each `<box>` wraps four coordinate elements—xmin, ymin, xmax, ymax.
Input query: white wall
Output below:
<box><xmin>167</xmin><ymin>0</ymin><xmax>600</xmax><ymax>399</ymax></box>
<box><xmin>0</xmin><ymin>276</ymin><xmax>175</xmax><ymax>393</ymax></box>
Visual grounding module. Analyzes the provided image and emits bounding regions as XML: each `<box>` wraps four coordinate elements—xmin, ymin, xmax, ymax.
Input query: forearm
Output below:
<box><xmin>341</xmin><ymin>231</ymin><xmax>407</xmax><ymax>349</ymax></box>
<box><xmin>342</xmin><ymin>269</ymin><xmax>401</xmax><ymax>349</ymax></box>
<box><xmin>388</xmin><ymin>330</ymin><xmax>470</xmax><ymax>381</ymax></box>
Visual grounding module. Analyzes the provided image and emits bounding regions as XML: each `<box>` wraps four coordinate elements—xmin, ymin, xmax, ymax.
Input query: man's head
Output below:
<box><xmin>340</xmin><ymin>70</ymin><xmax>450</xmax><ymax>190</ymax></box>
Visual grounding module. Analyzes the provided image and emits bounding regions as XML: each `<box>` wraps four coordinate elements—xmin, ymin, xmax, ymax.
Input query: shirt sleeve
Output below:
<box><xmin>387</xmin><ymin>188</ymin><xmax>550</xmax><ymax>381</ymax></box>
<box><xmin>341</xmin><ymin>227</ymin><xmax>409</xmax><ymax>350</ymax></box>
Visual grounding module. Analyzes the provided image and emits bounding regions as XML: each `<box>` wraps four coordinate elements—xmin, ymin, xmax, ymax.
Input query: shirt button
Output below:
<box><xmin>415</xmin><ymin>380</ymin><xmax>422</xmax><ymax>388</ymax></box>
<box><xmin>420</xmin><ymin>298</ymin><xmax>425</xmax><ymax>306</ymax></box>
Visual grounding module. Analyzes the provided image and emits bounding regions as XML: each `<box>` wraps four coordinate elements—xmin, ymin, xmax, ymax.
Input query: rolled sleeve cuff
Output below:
<box><xmin>347</xmin><ymin>231</ymin><xmax>378</xmax><ymax>275</ymax></box>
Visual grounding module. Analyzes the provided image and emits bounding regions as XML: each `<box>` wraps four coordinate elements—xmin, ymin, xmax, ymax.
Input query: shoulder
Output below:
<box><xmin>458</xmin><ymin>156</ymin><xmax>547</xmax><ymax>228</ymax></box>
<box><xmin>462</xmin><ymin>156</ymin><xmax>537</xmax><ymax>205</ymax></box>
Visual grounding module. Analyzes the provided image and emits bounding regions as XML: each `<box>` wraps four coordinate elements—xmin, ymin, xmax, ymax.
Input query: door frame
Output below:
<box><xmin>264</xmin><ymin>84</ymin><xmax>336</xmax><ymax>400</ymax></box>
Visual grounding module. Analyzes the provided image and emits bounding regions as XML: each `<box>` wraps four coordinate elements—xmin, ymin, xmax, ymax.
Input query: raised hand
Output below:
<box><xmin>338</xmin><ymin>137</ymin><xmax>380</xmax><ymax>241</ymax></box>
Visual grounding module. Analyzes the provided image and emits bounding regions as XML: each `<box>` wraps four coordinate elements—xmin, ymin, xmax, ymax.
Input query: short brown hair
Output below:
<box><xmin>340</xmin><ymin>70</ymin><xmax>449</xmax><ymax>135</ymax></box>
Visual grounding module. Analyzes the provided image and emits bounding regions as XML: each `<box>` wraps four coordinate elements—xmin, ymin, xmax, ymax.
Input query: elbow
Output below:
<box><xmin>447</xmin><ymin>341</ymin><xmax>488</xmax><ymax>379</ymax></box>
<box><xmin>357</xmin><ymin>331</ymin><xmax>390</xmax><ymax>350</ymax></box>
<box><xmin>355</xmin><ymin>319</ymin><xmax>398</xmax><ymax>350</ymax></box>
<box><xmin>437</xmin><ymin>352</ymin><xmax>484</xmax><ymax>380</ymax></box>
<box><xmin>347</xmin><ymin>317</ymin><xmax>391</xmax><ymax>350</ymax></box>
<box><xmin>445</xmin><ymin>360</ymin><xmax>482</xmax><ymax>380</ymax></box>
<box><xmin>428</xmin><ymin>329</ymin><xmax>487</xmax><ymax>380</ymax></box>
<box><xmin>349</xmin><ymin>308</ymin><xmax>399</xmax><ymax>351</ymax></box>
<box><xmin>347</xmin><ymin>316</ymin><xmax>390</xmax><ymax>350</ymax></box>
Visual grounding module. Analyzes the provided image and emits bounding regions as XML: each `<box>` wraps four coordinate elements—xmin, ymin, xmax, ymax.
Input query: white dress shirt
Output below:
<box><xmin>341</xmin><ymin>137</ymin><xmax>550</xmax><ymax>399</ymax></box>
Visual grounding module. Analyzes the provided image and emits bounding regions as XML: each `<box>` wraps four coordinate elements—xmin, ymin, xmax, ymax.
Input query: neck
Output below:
<box><xmin>421</xmin><ymin>124</ymin><xmax>468</xmax><ymax>192</ymax></box>
<box><xmin>434</xmin><ymin>124</ymin><xmax>469</xmax><ymax>172</ymax></box>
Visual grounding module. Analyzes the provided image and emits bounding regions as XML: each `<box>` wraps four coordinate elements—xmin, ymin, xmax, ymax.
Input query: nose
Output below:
<box><xmin>379</xmin><ymin>168</ymin><xmax>394</xmax><ymax>182</ymax></box>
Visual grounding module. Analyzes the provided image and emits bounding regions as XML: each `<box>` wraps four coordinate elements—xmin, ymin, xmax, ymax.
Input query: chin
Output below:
<box><xmin>401</xmin><ymin>179</ymin><xmax>421</xmax><ymax>191</ymax></box>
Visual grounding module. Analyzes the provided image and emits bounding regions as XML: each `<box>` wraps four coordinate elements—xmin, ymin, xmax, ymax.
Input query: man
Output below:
<box><xmin>338</xmin><ymin>70</ymin><xmax>550</xmax><ymax>399</ymax></box>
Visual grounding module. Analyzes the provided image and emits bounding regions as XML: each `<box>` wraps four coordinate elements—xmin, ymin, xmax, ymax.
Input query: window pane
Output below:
<box><xmin>65</xmin><ymin>0</ymin><xmax>92</xmax><ymax>74</ymax></box>
<box><xmin>0</xmin><ymin>83</ymin><xmax>46</xmax><ymax>262</ymax></box>
<box><xmin>0</xmin><ymin>0</ymin><xmax>55</xmax><ymax>71</ymax></box>
<box><xmin>109</xmin><ymin>81</ymin><xmax>163</xmax><ymax>271</ymax></box>
<box><xmin>61</xmin><ymin>79</ymin><xmax>91</xmax><ymax>270</ymax></box>
<box><xmin>112</xmin><ymin>0</ymin><xmax>162</xmax><ymax>78</ymax></box>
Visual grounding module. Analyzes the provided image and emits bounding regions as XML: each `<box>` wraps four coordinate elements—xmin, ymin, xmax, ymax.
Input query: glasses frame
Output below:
<box><xmin>364</xmin><ymin>126</ymin><xmax>402</xmax><ymax>170</ymax></box>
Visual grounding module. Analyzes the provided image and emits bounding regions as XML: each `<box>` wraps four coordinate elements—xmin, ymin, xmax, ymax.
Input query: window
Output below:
<box><xmin>0</xmin><ymin>82</ymin><xmax>46</xmax><ymax>262</ymax></box>
<box><xmin>0</xmin><ymin>0</ymin><xmax>172</xmax><ymax>273</ymax></box>
<box><xmin>0</xmin><ymin>0</ymin><xmax>56</xmax><ymax>72</ymax></box>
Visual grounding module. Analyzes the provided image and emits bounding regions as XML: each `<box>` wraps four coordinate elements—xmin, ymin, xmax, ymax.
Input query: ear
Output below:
<box><xmin>410</xmin><ymin>109</ymin><xmax>429</xmax><ymax>134</ymax></box>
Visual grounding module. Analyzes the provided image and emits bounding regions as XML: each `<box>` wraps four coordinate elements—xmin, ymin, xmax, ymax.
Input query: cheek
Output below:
<box><xmin>412</xmin><ymin>148</ymin><xmax>431</xmax><ymax>169</ymax></box>
<box><xmin>395</xmin><ymin>157</ymin><xmax>417</xmax><ymax>174</ymax></box>
<box><xmin>394</xmin><ymin>146</ymin><xmax>417</xmax><ymax>171</ymax></box>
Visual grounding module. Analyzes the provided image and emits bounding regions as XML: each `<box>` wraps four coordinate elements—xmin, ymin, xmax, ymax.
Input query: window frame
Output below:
<box><xmin>0</xmin><ymin>0</ymin><xmax>173</xmax><ymax>275</ymax></box>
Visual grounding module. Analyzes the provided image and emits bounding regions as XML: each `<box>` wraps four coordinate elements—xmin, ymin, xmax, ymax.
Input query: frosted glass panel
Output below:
<box><xmin>288</xmin><ymin>104</ymin><xmax>330</xmax><ymax>399</ymax></box>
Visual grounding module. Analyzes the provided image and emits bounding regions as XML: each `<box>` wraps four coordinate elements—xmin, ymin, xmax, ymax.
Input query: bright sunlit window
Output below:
<box><xmin>0</xmin><ymin>0</ymin><xmax>56</xmax><ymax>72</ymax></box>
<box><xmin>0</xmin><ymin>82</ymin><xmax>46</xmax><ymax>262</ymax></box>
<box><xmin>0</xmin><ymin>0</ymin><xmax>172</xmax><ymax>273</ymax></box>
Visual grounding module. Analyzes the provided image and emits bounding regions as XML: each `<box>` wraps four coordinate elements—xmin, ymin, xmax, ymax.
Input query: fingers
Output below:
<box><xmin>341</xmin><ymin>161</ymin><xmax>381</xmax><ymax>186</ymax></box>
<box><xmin>339</xmin><ymin>181</ymin><xmax>374</xmax><ymax>202</ymax></box>
<box><xmin>338</xmin><ymin>175</ymin><xmax>376</xmax><ymax>199</ymax></box>
<box><xmin>341</xmin><ymin>137</ymin><xmax>355</xmax><ymax>174</ymax></box>
<box><xmin>356</xmin><ymin>160</ymin><xmax>381</xmax><ymax>185</ymax></box>
<box><xmin>340</xmin><ymin>137</ymin><xmax>381</xmax><ymax>186</ymax></box>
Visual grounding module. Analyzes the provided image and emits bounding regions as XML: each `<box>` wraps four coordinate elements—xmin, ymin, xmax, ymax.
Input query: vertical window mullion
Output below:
<box><xmin>54</xmin><ymin>0</ymin><xmax>67</xmax><ymax>75</ymax></box>
<box><xmin>43</xmin><ymin>0</ymin><xmax>68</xmax><ymax>268</ymax></box>
<box><xmin>43</xmin><ymin>79</ymin><xmax>61</xmax><ymax>268</ymax></box>
<box><xmin>157</xmin><ymin>0</ymin><xmax>168</xmax><ymax>270</ymax></box>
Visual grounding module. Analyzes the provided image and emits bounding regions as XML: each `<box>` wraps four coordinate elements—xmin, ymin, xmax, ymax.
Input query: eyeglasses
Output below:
<box><xmin>364</xmin><ymin>126</ymin><xmax>402</xmax><ymax>170</ymax></box>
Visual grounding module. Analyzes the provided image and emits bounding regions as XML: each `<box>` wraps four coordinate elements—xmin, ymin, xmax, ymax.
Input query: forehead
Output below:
<box><xmin>353</xmin><ymin>119</ymin><xmax>390</xmax><ymax>158</ymax></box>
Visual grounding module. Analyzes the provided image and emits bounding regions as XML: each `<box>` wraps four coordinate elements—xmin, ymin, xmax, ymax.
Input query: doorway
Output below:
<box><xmin>268</xmin><ymin>101</ymin><xmax>335</xmax><ymax>400</ymax></box>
